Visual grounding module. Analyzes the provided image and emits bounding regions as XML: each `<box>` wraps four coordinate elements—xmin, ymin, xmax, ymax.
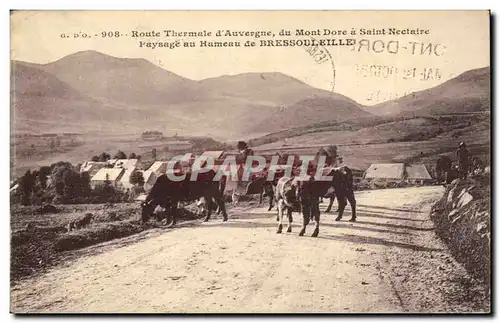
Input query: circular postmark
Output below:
<box><xmin>300</xmin><ymin>36</ymin><xmax>336</xmax><ymax>92</ymax></box>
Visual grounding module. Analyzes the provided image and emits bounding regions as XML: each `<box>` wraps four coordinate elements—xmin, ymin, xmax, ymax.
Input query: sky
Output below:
<box><xmin>10</xmin><ymin>10</ymin><xmax>490</xmax><ymax>106</ymax></box>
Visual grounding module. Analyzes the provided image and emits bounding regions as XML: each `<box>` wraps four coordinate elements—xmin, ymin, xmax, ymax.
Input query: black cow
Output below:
<box><xmin>321</xmin><ymin>189</ymin><xmax>337</xmax><ymax>213</ymax></box>
<box><xmin>238</xmin><ymin>168</ymin><xmax>287</xmax><ymax>211</ymax></box>
<box><xmin>311</xmin><ymin>166</ymin><xmax>356</xmax><ymax>221</ymax></box>
<box><xmin>328</xmin><ymin>166</ymin><xmax>356</xmax><ymax>222</ymax></box>
<box><xmin>436</xmin><ymin>156</ymin><xmax>452</xmax><ymax>184</ymax></box>
<box><xmin>445</xmin><ymin>165</ymin><xmax>460</xmax><ymax>184</ymax></box>
<box><xmin>141</xmin><ymin>169</ymin><xmax>227</xmax><ymax>227</ymax></box>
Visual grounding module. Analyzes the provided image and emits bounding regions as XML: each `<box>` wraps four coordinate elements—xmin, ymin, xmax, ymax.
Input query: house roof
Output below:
<box><xmin>364</xmin><ymin>163</ymin><xmax>405</xmax><ymax>180</ymax></box>
<box><xmin>182</xmin><ymin>153</ymin><xmax>195</xmax><ymax>160</ymax></box>
<box><xmin>406</xmin><ymin>164</ymin><xmax>432</xmax><ymax>180</ymax></box>
<box><xmin>82</xmin><ymin>163</ymin><xmax>106</xmax><ymax>173</ymax></box>
<box><xmin>120</xmin><ymin>167</ymin><xmax>137</xmax><ymax>189</ymax></box>
<box><xmin>80</xmin><ymin>161</ymin><xmax>106</xmax><ymax>172</ymax></box>
<box><xmin>141</xmin><ymin>170</ymin><xmax>157</xmax><ymax>183</ymax></box>
<box><xmin>91</xmin><ymin>168</ymin><xmax>125</xmax><ymax>181</ymax></box>
<box><xmin>147</xmin><ymin>161</ymin><xmax>167</xmax><ymax>174</ymax></box>
<box><xmin>114</xmin><ymin>159</ymin><xmax>138</xmax><ymax>170</ymax></box>
<box><xmin>82</xmin><ymin>164</ymin><xmax>94</xmax><ymax>173</ymax></box>
<box><xmin>200</xmin><ymin>150</ymin><xmax>224</xmax><ymax>159</ymax></box>
<box><xmin>135</xmin><ymin>193</ymin><xmax>148</xmax><ymax>201</ymax></box>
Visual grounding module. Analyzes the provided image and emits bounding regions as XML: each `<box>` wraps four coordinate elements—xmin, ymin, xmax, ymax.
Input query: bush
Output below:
<box><xmin>40</xmin><ymin>204</ymin><xmax>58</xmax><ymax>214</ymax></box>
<box><xmin>54</xmin><ymin>220</ymin><xmax>144</xmax><ymax>252</ymax></box>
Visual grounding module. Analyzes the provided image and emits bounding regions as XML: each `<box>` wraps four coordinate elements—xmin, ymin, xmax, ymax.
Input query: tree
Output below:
<box><xmin>99</xmin><ymin>152</ymin><xmax>111</xmax><ymax>162</ymax></box>
<box><xmin>237</xmin><ymin>141</ymin><xmax>248</xmax><ymax>151</ymax></box>
<box><xmin>20</xmin><ymin>170</ymin><xmax>36</xmax><ymax>205</ymax></box>
<box><xmin>129</xmin><ymin>152</ymin><xmax>137</xmax><ymax>159</ymax></box>
<box><xmin>103</xmin><ymin>173</ymin><xmax>112</xmax><ymax>188</ymax></box>
<box><xmin>79</xmin><ymin>172</ymin><xmax>92</xmax><ymax>199</ymax></box>
<box><xmin>130</xmin><ymin>170</ymin><xmax>145</xmax><ymax>187</ymax></box>
<box><xmin>114</xmin><ymin>150</ymin><xmax>127</xmax><ymax>159</ymax></box>
<box><xmin>326</xmin><ymin>145</ymin><xmax>338</xmax><ymax>160</ymax></box>
<box><xmin>49</xmin><ymin>139</ymin><xmax>56</xmax><ymax>151</ymax></box>
<box><xmin>49</xmin><ymin>161</ymin><xmax>76</xmax><ymax>201</ymax></box>
<box><xmin>151</xmin><ymin>148</ymin><xmax>157</xmax><ymax>160</ymax></box>
<box><xmin>326</xmin><ymin>145</ymin><xmax>339</xmax><ymax>167</ymax></box>
<box><xmin>37</xmin><ymin>166</ymin><xmax>51</xmax><ymax>189</ymax></box>
<box><xmin>91</xmin><ymin>155</ymin><xmax>100</xmax><ymax>162</ymax></box>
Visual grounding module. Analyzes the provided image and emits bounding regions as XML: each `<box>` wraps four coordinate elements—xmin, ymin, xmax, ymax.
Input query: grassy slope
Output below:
<box><xmin>251</xmin><ymin>114</ymin><xmax>490</xmax><ymax>171</ymax></box>
<box><xmin>367</xmin><ymin>67</ymin><xmax>490</xmax><ymax>116</ymax></box>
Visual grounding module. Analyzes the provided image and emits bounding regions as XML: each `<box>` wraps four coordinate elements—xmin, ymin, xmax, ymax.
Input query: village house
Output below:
<box><xmin>119</xmin><ymin>167</ymin><xmax>137</xmax><ymax>190</ymax></box>
<box><xmin>90</xmin><ymin>168</ymin><xmax>125</xmax><ymax>190</ymax></box>
<box><xmin>405</xmin><ymin>164</ymin><xmax>433</xmax><ymax>185</ymax></box>
<box><xmin>147</xmin><ymin>161</ymin><xmax>167</xmax><ymax>175</ymax></box>
<box><xmin>80</xmin><ymin>161</ymin><xmax>107</xmax><ymax>178</ymax></box>
<box><xmin>163</xmin><ymin>140</ymin><xmax>193</xmax><ymax>152</ymax></box>
<box><xmin>363</xmin><ymin>163</ymin><xmax>432</xmax><ymax>186</ymax></box>
<box><xmin>113</xmin><ymin>159</ymin><xmax>139</xmax><ymax>170</ymax></box>
<box><xmin>364</xmin><ymin>163</ymin><xmax>406</xmax><ymax>181</ymax></box>
<box><xmin>141</xmin><ymin>170</ymin><xmax>157</xmax><ymax>192</ymax></box>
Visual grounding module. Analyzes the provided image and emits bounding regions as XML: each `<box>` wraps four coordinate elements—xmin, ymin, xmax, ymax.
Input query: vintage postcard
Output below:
<box><xmin>10</xmin><ymin>11</ymin><xmax>491</xmax><ymax>314</ymax></box>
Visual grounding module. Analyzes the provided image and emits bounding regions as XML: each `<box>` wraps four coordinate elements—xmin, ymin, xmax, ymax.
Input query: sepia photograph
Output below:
<box><xmin>9</xmin><ymin>10</ymin><xmax>491</xmax><ymax>314</ymax></box>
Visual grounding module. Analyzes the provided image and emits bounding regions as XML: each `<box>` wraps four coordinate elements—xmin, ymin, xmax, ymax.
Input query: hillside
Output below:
<box><xmin>366</xmin><ymin>67</ymin><xmax>490</xmax><ymax>116</ymax></box>
<box><xmin>11</xmin><ymin>61</ymin><xmax>109</xmax><ymax>133</ymax></box>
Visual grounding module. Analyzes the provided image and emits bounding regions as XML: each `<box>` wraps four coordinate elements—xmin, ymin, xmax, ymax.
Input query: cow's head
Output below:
<box><xmin>283</xmin><ymin>180</ymin><xmax>301</xmax><ymax>211</ymax></box>
<box><xmin>141</xmin><ymin>201</ymin><xmax>156</xmax><ymax>224</ymax></box>
<box><xmin>196</xmin><ymin>197</ymin><xmax>209</xmax><ymax>217</ymax></box>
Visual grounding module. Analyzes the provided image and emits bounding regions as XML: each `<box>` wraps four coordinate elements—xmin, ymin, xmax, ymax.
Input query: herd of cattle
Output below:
<box><xmin>61</xmin><ymin>153</ymin><xmax>486</xmax><ymax>237</ymax></box>
<box><xmin>140</xmin><ymin>165</ymin><xmax>356</xmax><ymax>237</ymax></box>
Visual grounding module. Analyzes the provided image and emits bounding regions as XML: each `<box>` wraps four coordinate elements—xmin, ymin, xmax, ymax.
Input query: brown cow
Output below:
<box><xmin>275</xmin><ymin>176</ymin><xmax>321</xmax><ymax>237</ymax></box>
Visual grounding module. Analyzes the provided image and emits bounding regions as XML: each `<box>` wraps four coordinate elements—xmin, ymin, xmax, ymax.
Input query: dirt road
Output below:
<box><xmin>11</xmin><ymin>186</ymin><xmax>489</xmax><ymax>313</ymax></box>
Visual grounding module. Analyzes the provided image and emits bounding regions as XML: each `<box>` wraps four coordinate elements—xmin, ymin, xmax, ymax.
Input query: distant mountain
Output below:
<box><xmin>38</xmin><ymin>50</ymin><xmax>213</xmax><ymax>105</ymax></box>
<box><xmin>200</xmin><ymin>72</ymin><xmax>334</xmax><ymax>105</ymax></box>
<box><xmin>10</xmin><ymin>60</ymin><xmax>181</xmax><ymax>134</ymax></box>
<box><xmin>249</xmin><ymin>94</ymin><xmax>372</xmax><ymax>133</ymax></box>
<box><xmin>365</xmin><ymin>67</ymin><xmax>490</xmax><ymax>116</ymax></box>
<box><xmin>11</xmin><ymin>50</ymin><xmax>372</xmax><ymax>138</ymax></box>
<box><xmin>11</xmin><ymin>61</ymin><xmax>107</xmax><ymax>133</ymax></box>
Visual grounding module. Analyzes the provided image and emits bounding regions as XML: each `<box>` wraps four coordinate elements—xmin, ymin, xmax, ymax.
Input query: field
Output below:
<box><xmin>11</xmin><ymin>132</ymin><xmax>235</xmax><ymax>179</ymax></box>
